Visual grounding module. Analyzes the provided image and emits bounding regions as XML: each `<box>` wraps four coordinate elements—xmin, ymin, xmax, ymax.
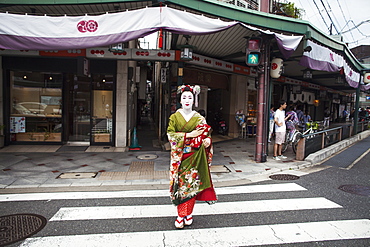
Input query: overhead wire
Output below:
<box><xmin>312</xmin><ymin>0</ymin><xmax>330</xmax><ymax>31</ymax></box>
<box><xmin>282</xmin><ymin>0</ymin><xmax>368</xmax><ymax>48</ymax></box>
<box><xmin>325</xmin><ymin>0</ymin><xmax>342</xmax><ymax>34</ymax></box>
<box><xmin>333</xmin><ymin>0</ymin><xmax>356</xmax><ymax>45</ymax></box>
<box><xmin>319</xmin><ymin>0</ymin><xmax>339</xmax><ymax>34</ymax></box>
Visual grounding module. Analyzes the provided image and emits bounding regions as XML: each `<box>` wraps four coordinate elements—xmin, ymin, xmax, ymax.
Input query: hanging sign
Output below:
<box><xmin>160</xmin><ymin>68</ymin><xmax>167</xmax><ymax>83</ymax></box>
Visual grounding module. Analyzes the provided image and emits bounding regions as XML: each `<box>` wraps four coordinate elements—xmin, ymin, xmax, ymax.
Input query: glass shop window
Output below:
<box><xmin>10</xmin><ymin>71</ymin><xmax>62</xmax><ymax>142</ymax></box>
<box><xmin>91</xmin><ymin>74</ymin><xmax>114</xmax><ymax>143</ymax></box>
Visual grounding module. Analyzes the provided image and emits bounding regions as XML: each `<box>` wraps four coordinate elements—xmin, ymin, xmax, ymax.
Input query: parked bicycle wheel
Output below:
<box><xmin>292</xmin><ymin>132</ymin><xmax>302</xmax><ymax>154</ymax></box>
<box><xmin>324</xmin><ymin>131</ymin><xmax>331</xmax><ymax>147</ymax></box>
<box><xmin>281</xmin><ymin>132</ymin><xmax>290</xmax><ymax>153</ymax></box>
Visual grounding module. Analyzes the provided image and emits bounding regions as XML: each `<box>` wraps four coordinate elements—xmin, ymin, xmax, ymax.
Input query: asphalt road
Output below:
<box><xmin>1</xmin><ymin>148</ymin><xmax>369</xmax><ymax>246</ymax></box>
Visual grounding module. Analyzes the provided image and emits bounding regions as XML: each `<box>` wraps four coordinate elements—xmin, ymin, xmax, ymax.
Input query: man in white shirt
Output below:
<box><xmin>273</xmin><ymin>100</ymin><xmax>290</xmax><ymax>160</ymax></box>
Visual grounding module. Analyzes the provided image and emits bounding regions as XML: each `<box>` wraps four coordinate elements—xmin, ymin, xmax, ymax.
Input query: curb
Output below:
<box><xmin>305</xmin><ymin>130</ymin><xmax>370</xmax><ymax>165</ymax></box>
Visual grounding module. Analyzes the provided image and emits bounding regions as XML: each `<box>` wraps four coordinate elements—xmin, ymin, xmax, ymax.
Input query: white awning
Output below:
<box><xmin>0</xmin><ymin>6</ymin><xmax>302</xmax><ymax>59</ymax></box>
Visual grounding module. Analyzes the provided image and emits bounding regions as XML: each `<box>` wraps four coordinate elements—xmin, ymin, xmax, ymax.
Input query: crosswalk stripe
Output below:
<box><xmin>50</xmin><ymin>197</ymin><xmax>341</xmax><ymax>221</ymax></box>
<box><xmin>0</xmin><ymin>183</ymin><xmax>306</xmax><ymax>202</ymax></box>
<box><xmin>19</xmin><ymin>219</ymin><xmax>370</xmax><ymax>247</ymax></box>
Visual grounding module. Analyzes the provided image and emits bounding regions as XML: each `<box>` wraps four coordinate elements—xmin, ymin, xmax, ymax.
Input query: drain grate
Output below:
<box><xmin>56</xmin><ymin>172</ymin><xmax>98</xmax><ymax>179</ymax></box>
<box><xmin>0</xmin><ymin>214</ymin><xmax>47</xmax><ymax>246</ymax></box>
<box><xmin>269</xmin><ymin>174</ymin><xmax>300</xmax><ymax>180</ymax></box>
<box><xmin>338</xmin><ymin>184</ymin><xmax>370</xmax><ymax>196</ymax></box>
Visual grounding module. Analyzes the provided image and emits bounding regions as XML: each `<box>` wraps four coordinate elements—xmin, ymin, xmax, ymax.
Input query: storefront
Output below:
<box><xmin>2</xmin><ymin>56</ymin><xmax>116</xmax><ymax>145</ymax></box>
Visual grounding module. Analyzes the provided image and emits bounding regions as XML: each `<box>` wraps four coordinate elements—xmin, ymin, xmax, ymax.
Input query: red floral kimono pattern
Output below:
<box><xmin>167</xmin><ymin>111</ymin><xmax>217</xmax><ymax>206</ymax></box>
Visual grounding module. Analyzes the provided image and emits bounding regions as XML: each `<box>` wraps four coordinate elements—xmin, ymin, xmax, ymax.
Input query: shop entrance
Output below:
<box><xmin>66</xmin><ymin>75</ymin><xmax>91</xmax><ymax>143</ymax></box>
<box><xmin>64</xmin><ymin>74</ymin><xmax>114</xmax><ymax>145</ymax></box>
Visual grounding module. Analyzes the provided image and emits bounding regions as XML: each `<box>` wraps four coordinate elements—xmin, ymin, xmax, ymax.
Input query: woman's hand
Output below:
<box><xmin>186</xmin><ymin>127</ymin><xmax>205</xmax><ymax>138</ymax></box>
<box><xmin>203</xmin><ymin>137</ymin><xmax>211</xmax><ymax>148</ymax></box>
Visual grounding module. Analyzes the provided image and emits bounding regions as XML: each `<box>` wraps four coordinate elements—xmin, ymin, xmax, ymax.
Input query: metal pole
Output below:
<box><xmin>353</xmin><ymin>75</ymin><xmax>361</xmax><ymax>134</ymax></box>
<box><xmin>266</xmin><ymin>60</ymin><xmax>273</xmax><ymax>157</ymax></box>
<box><xmin>255</xmin><ymin>37</ymin><xmax>270</xmax><ymax>163</ymax></box>
<box><xmin>158</xmin><ymin>65</ymin><xmax>163</xmax><ymax>142</ymax></box>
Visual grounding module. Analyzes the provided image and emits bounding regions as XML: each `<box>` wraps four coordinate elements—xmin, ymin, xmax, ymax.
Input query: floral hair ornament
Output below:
<box><xmin>177</xmin><ymin>84</ymin><xmax>201</xmax><ymax>107</ymax></box>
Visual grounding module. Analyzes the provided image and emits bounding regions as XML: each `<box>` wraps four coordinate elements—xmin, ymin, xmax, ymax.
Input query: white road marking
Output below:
<box><xmin>345</xmin><ymin>147</ymin><xmax>370</xmax><ymax>170</ymax></box>
<box><xmin>50</xmin><ymin>197</ymin><xmax>341</xmax><ymax>221</ymax></box>
<box><xmin>0</xmin><ymin>182</ymin><xmax>306</xmax><ymax>202</ymax></box>
<box><xmin>19</xmin><ymin>219</ymin><xmax>370</xmax><ymax>247</ymax></box>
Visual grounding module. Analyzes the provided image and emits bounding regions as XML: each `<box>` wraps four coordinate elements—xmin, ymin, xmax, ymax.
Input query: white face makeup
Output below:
<box><xmin>180</xmin><ymin>91</ymin><xmax>194</xmax><ymax>110</ymax></box>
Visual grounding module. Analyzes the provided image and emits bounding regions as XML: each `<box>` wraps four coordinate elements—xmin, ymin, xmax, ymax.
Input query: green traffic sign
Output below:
<box><xmin>247</xmin><ymin>53</ymin><xmax>259</xmax><ymax>65</ymax></box>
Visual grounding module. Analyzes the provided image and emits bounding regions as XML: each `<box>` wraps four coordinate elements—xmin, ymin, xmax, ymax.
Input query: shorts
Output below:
<box><xmin>275</xmin><ymin>132</ymin><xmax>286</xmax><ymax>145</ymax></box>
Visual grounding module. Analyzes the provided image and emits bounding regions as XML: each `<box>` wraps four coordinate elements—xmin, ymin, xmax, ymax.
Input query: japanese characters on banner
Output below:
<box><xmin>10</xmin><ymin>117</ymin><xmax>25</xmax><ymax>133</ymax></box>
<box><xmin>300</xmin><ymin>40</ymin><xmax>360</xmax><ymax>89</ymax></box>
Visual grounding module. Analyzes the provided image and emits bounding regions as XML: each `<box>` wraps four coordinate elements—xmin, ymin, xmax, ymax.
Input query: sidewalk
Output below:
<box><xmin>1</xmin><ymin>130</ymin><xmax>369</xmax><ymax>193</ymax></box>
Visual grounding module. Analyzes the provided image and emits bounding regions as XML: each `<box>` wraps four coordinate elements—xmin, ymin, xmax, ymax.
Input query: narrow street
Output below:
<box><xmin>1</xmin><ymin>137</ymin><xmax>369</xmax><ymax>246</ymax></box>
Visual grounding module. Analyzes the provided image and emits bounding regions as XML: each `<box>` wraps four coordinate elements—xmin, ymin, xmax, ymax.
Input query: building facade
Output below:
<box><xmin>0</xmin><ymin>0</ymin><xmax>368</xmax><ymax>160</ymax></box>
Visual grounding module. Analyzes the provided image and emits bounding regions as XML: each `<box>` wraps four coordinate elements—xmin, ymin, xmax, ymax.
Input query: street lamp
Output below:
<box><xmin>109</xmin><ymin>43</ymin><xmax>125</xmax><ymax>52</ymax></box>
<box><xmin>336</xmin><ymin>76</ymin><xmax>344</xmax><ymax>84</ymax></box>
<box><xmin>302</xmin><ymin>68</ymin><xmax>313</xmax><ymax>79</ymax></box>
<box><xmin>178</xmin><ymin>35</ymin><xmax>194</xmax><ymax>61</ymax></box>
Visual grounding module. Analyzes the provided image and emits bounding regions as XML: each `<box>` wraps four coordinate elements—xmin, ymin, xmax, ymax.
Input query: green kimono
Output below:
<box><xmin>167</xmin><ymin>110</ymin><xmax>216</xmax><ymax>205</ymax></box>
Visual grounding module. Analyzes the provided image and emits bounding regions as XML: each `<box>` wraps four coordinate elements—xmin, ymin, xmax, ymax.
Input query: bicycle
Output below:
<box><xmin>282</xmin><ymin>121</ymin><xmax>317</xmax><ymax>154</ymax></box>
<box><xmin>281</xmin><ymin>128</ymin><xmax>301</xmax><ymax>154</ymax></box>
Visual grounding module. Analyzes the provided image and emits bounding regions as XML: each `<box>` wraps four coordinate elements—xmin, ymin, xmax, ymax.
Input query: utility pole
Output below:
<box><xmin>255</xmin><ymin>36</ymin><xmax>271</xmax><ymax>163</ymax></box>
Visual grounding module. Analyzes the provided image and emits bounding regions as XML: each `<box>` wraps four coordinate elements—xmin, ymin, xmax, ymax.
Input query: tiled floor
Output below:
<box><xmin>0</xmin><ymin>145</ymin><xmax>62</xmax><ymax>152</ymax></box>
<box><xmin>0</xmin><ymin>134</ymin><xmax>234</xmax><ymax>153</ymax></box>
<box><xmin>0</xmin><ymin>145</ymin><xmax>127</xmax><ymax>153</ymax></box>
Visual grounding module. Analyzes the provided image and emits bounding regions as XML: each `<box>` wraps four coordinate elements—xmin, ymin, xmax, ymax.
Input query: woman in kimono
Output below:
<box><xmin>167</xmin><ymin>85</ymin><xmax>217</xmax><ymax>229</ymax></box>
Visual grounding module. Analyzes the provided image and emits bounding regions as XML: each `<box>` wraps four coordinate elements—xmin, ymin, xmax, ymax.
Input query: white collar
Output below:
<box><xmin>178</xmin><ymin>109</ymin><xmax>196</xmax><ymax>122</ymax></box>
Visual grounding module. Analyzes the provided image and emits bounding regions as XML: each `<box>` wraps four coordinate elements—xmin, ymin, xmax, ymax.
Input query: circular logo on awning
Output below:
<box><xmin>77</xmin><ymin>20</ymin><xmax>98</xmax><ymax>33</ymax></box>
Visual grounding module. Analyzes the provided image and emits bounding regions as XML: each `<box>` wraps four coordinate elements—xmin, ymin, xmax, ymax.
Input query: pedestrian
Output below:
<box><xmin>285</xmin><ymin>106</ymin><xmax>299</xmax><ymax>140</ymax></box>
<box><xmin>167</xmin><ymin>84</ymin><xmax>217</xmax><ymax>229</ymax></box>
<box><xmin>359</xmin><ymin>108</ymin><xmax>368</xmax><ymax>121</ymax></box>
<box><xmin>342</xmin><ymin>109</ymin><xmax>348</xmax><ymax>122</ymax></box>
<box><xmin>273</xmin><ymin>100</ymin><xmax>290</xmax><ymax>160</ymax></box>
<box><xmin>302</xmin><ymin>110</ymin><xmax>312</xmax><ymax>131</ymax></box>
<box><xmin>349</xmin><ymin>108</ymin><xmax>355</xmax><ymax>121</ymax></box>
<box><xmin>324</xmin><ymin>107</ymin><xmax>330</xmax><ymax>127</ymax></box>
<box><xmin>296</xmin><ymin>105</ymin><xmax>304</xmax><ymax>127</ymax></box>
<box><xmin>268</xmin><ymin>106</ymin><xmax>275</xmax><ymax>142</ymax></box>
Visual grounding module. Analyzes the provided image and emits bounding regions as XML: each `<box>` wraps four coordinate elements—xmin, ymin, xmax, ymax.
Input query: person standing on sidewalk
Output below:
<box><xmin>302</xmin><ymin>110</ymin><xmax>312</xmax><ymax>131</ymax></box>
<box><xmin>285</xmin><ymin>106</ymin><xmax>299</xmax><ymax>140</ymax></box>
<box><xmin>268</xmin><ymin>106</ymin><xmax>275</xmax><ymax>142</ymax></box>
<box><xmin>296</xmin><ymin>105</ymin><xmax>304</xmax><ymax>128</ymax></box>
<box><xmin>167</xmin><ymin>85</ymin><xmax>217</xmax><ymax>229</ymax></box>
<box><xmin>273</xmin><ymin>100</ymin><xmax>290</xmax><ymax>160</ymax></box>
<box><xmin>324</xmin><ymin>107</ymin><xmax>330</xmax><ymax>128</ymax></box>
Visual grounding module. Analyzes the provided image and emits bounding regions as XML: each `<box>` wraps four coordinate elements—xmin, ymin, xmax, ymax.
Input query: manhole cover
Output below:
<box><xmin>0</xmin><ymin>214</ymin><xmax>47</xmax><ymax>246</ymax></box>
<box><xmin>269</xmin><ymin>174</ymin><xmax>300</xmax><ymax>180</ymax></box>
<box><xmin>137</xmin><ymin>154</ymin><xmax>158</xmax><ymax>160</ymax></box>
<box><xmin>338</xmin><ymin>184</ymin><xmax>370</xmax><ymax>196</ymax></box>
<box><xmin>56</xmin><ymin>172</ymin><xmax>98</xmax><ymax>179</ymax></box>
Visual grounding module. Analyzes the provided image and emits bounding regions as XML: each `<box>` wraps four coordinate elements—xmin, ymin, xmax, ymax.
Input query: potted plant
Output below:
<box><xmin>0</xmin><ymin>124</ymin><xmax>5</xmax><ymax>148</ymax></box>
